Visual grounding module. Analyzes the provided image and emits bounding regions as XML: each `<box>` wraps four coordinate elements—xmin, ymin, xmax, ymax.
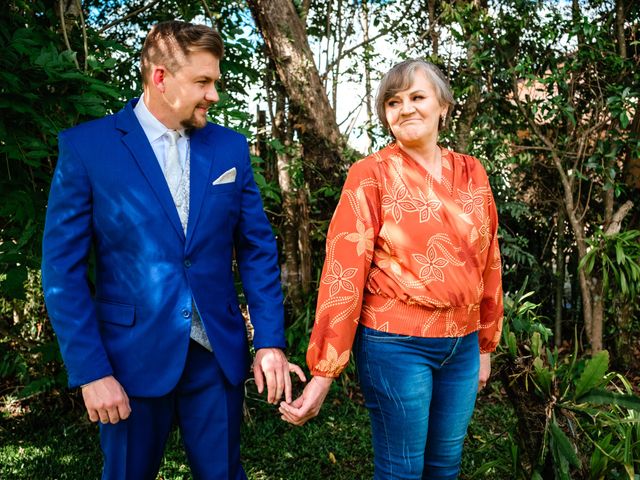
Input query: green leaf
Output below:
<box><xmin>89</xmin><ymin>83</ymin><xmax>122</xmax><ymax>99</ymax></box>
<box><xmin>577</xmin><ymin>389</ymin><xmax>640</xmax><ymax>411</ymax></box>
<box><xmin>531</xmin><ymin>331</ymin><xmax>541</xmax><ymax>358</ymax></box>
<box><xmin>507</xmin><ymin>331</ymin><xmax>517</xmax><ymax>356</ymax></box>
<box><xmin>575</xmin><ymin>350</ymin><xmax>609</xmax><ymax>399</ymax></box>
<box><xmin>623</xmin><ymin>463</ymin><xmax>634</xmax><ymax>479</ymax></box>
<box><xmin>615</xmin><ymin>242</ymin><xmax>625</xmax><ymax>264</ymax></box>
<box><xmin>619</xmin><ymin>272</ymin><xmax>628</xmax><ymax>295</ymax></box>
<box><xmin>533</xmin><ymin>357</ymin><xmax>552</xmax><ymax>395</ymax></box>
<box><xmin>17</xmin><ymin>376</ymin><xmax>59</xmax><ymax>398</ymax></box>
<box><xmin>623</xmin><ymin>424</ymin><xmax>632</xmax><ymax>465</ymax></box>
<box><xmin>589</xmin><ymin>433</ymin><xmax>612</xmax><ymax>478</ymax></box>
<box><xmin>619</xmin><ymin>111</ymin><xmax>629</xmax><ymax>128</ymax></box>
<box><xmin>0</xmin><ymin>266</ymin><xmax>28</xmax><ymax>300</ymax></box>
<box><xmin>550</xmin><ymin>421</ymin><xmax>581</xmax><ymax>468</ymax></box>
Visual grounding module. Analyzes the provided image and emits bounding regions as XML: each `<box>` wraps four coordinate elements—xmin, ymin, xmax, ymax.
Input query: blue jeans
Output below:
<box><xmin>354</xmin><ymin>325</ymin><xmax>480</xmax><ymax>480</ymax></box>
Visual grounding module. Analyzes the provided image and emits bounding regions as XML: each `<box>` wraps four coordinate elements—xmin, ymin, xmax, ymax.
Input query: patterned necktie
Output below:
<box><xmin>164</xmin><ymin>130</ymin><xmax>211</xmax><ymax>351</ymax></box>
<box><xmin>165</xmin><ymin>130</ymin><xmax>183</xmax><ymax>201</ymax></box>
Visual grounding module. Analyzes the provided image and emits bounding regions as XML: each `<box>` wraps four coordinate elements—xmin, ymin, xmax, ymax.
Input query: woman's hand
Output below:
<box><xmin>279</xmin><ymin>376</ymin><xmax>334</xmax><ymax>426</ymax></box>
<box><xmin>478</xmin><ymin>353</ymin><xmax>491</xmax><ymax>392</ymax></box>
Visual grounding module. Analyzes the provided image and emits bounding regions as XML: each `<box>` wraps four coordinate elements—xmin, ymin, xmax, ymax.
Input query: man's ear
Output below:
<box><xmin>152</xmin><ymin>66</ymin><xmax>167</xmax><ymax>92</ymax></box>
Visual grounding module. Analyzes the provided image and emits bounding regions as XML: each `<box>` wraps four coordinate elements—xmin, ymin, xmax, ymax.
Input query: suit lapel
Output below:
<box><xmin>186</xmin><ymin>127</ymin><xmax>215</xmax><ymax>249</ymax></box>
<box><xmin>116</xmin><ymin>101</ymin><xmax>185</xmax><ymax>242</ymax></box>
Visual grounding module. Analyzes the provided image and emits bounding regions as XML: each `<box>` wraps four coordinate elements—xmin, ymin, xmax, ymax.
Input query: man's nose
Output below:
<box><xmin>205</xmin><ymin>85</ymin><xmax>219</xmax><ymax>103</ymax></box>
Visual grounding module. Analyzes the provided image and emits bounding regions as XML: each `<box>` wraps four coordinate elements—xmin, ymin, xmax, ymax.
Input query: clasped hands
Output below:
<box><xmin>254</xmin><ymin>349</ymin><xmax>334</xmax><ymax>427</ymax></box>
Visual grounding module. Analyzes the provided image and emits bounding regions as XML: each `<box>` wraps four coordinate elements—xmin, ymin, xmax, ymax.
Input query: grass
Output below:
<box><xmin>0</xmin><ymin>383</ymin><xmax>516</xmax><ymax>479</ymax></box>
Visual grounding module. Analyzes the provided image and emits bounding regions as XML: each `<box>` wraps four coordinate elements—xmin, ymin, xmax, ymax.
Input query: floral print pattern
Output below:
<box><xmin>307</xmin><ymin>144</ymin><xmax>504</xmax><ymax>377</ymax></box>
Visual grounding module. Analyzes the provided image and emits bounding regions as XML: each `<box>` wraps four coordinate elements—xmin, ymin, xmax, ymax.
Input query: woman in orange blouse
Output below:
<box><xmin>280</xmin><ymin>59</ymin><xmax>503</xmax><ymax>479</ymax></box>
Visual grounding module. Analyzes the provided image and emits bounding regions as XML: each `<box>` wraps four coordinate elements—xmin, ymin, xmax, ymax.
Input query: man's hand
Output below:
<box><xmin>253</xmin><ymin>348</ymin><xmax>306</xmax><ymax>404</ymax></box>
<box><xmin>478</xmin><ymin>352</ymin><xmax>491</xmax><ymax>392</ymax></box>
<box><xmin>279</xmin><ymin>376</ymin><xmax>334</xmax><ymax>426</ymax></box>
<box><xmin>81</xmin><ymin>375</ymin><xmax>131</xmax><ymax>424</ymax></box>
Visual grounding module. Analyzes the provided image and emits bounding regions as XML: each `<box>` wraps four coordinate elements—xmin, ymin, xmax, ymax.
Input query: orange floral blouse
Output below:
<box><xmin>307</xmin><ymin>144</ymin><xmax>504</xmax><ymax>377</ymax></box>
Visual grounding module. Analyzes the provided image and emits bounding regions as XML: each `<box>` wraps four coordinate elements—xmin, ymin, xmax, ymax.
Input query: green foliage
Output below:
<box><xmin>0</xmin><ymin>382</ymin><xmax>522</xmax><ymax>479</ymax></box>
<box><xmin>574</xmin><ymin>350</ymin><xmax>609</xmax><ymax>400</ymax></box>
<box><xmin>0</xmin><ymin>1</ymin><xmax>131</xmax><ymax>401</ymax></box>
<box><xmin>498</xmin><ymin>282</ymin><xmax>640</xmax><ymax>478</ymax></box>
<box><xmin>0</xmin><ymin>2</ymin><xmax>128</xmax><ymax>301</ymax></box>
<box><xmin>580</xmin><ymin>229</ymin><xmax>640</xmax><ymax>302</ymax></box>
<box><xmin>1</xmin><ymin>270</ymin><xmax>67</xmax><ymax>400</ymax></box>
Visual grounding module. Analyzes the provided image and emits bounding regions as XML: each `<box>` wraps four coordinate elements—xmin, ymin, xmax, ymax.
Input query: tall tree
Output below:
<box><xmin>247</xmin><ymin>0</ymin><xmax>346</xmax><ymax>173</ymax></box>
<box><xmin>247</xmin><ymin>0</ymin><xmax>351</xmax><ymax>314</ymax></box>
<box><xmin>509</xmin><ymin>0</ymin><xmax>639</xmax><ymax>352</ymax></box>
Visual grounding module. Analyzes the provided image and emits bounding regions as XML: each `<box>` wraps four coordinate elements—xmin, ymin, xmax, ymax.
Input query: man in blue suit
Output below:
<box><xmin>42</xmin><ymin>21</ymin><xmax>303</xmax><ymax>479</ymax></box>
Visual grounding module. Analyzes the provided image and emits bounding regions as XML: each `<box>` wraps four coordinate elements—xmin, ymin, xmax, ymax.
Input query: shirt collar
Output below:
<box><xmin>133</xmin><ymin>96</ymin><xmax>187</xmax><ymax>143</ymax></box>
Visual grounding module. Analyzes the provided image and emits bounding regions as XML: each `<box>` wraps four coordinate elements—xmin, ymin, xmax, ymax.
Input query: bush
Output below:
<box><xmin>497</xmin><ymin>281</ymin><xmax>640</xmax><ymax>479</ymax></box>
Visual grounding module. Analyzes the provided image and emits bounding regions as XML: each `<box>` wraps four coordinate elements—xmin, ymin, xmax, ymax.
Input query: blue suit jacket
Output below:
<box><xmin>42</xmin><ymin>99</ymin><xmax>285</xmax><ymax>396</ymax></box>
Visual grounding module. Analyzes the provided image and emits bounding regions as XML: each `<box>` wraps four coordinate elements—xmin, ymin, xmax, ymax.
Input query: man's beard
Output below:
<box><xmin>181</xmin><ymin>105</ymin><xmax>209</xmax><ymax>129</ymax></box>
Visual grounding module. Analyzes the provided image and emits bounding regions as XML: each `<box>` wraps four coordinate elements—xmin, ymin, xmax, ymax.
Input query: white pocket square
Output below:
<box><xmin>212</xmin><ymin>167</ymin><xmax>236</xmax><ymax>185</ymax></box>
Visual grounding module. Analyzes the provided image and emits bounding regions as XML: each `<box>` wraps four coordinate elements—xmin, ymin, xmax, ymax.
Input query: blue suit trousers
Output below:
<box><xmin>99</xmin><ymin>341</ymin><xmax>247</xmax><ymax>480</ymax></box>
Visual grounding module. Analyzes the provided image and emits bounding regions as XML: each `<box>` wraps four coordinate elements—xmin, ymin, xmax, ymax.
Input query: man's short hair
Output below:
<box><xmin>140</xmin><ymin>21</ymin><xmax>224</xmax><ymax>84</ymax></box>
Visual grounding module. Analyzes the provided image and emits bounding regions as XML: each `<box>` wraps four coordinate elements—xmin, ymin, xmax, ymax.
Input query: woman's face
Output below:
<box><xmin>384</xmin><ymin>70</ymin><xmax>446</xmax><ymax>148</ymax></box>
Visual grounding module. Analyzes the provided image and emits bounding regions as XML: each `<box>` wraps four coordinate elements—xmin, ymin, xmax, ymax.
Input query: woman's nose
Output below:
<box><xmin>400</xmin><ymin>100</ymin><xmax>415</xmax><ymax>114</ymax></box>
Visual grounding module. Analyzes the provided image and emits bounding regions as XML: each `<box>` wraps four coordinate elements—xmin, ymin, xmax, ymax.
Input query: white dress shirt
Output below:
<box><xmin>133</xmin><ymin>96</ymin><xmax>189</xmax><ymax>171</ymax></box>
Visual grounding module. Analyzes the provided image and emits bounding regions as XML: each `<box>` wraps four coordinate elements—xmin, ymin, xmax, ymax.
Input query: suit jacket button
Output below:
<box><xmin>182</xmin><ymin>310</ymin><xmax>191</xmax><ymax>318</ymax></box>
<box><xmin>184</xmin><ymin>259</ymin><xmax>192</xmax><ymax>268</ymax></box>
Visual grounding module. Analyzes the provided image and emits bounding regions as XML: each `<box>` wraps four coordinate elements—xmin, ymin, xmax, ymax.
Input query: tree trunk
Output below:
<box><xmin>360</xmin><ymin>0</ymin><xmax>373</xmax><ymax>154</ymax></box>
<box><xmin>591</xmin><ymin>286</ymin><xmax>604</xmax><ymax>353</ymax></box>
<box><xmin>277</xmin><ymin>150</ymin><xmax>303</xmax><ymax>311</ymax></box>
<box><xmin>590</xmin><ymin>200</ymin><xmax>634</xmax><ymax>352</ymax></box>
<box><xmin>331</xmin><ymin>0</ymin><xmax>345</xmax><ymax>111</ymax></box>
<box><xmin>572</xmin><ymin>0</ymin><xmax>584</xmax><ymax>46</ymax></box>
<box><xmin>248</xmin><ymin>0</ymin><xmax>351</xmax><ymax>320</ymax></box>
<box><xmin>511</xmin><ymin>67</ymin><xmax>600</xmax><ymax>349</ymax></box>
<box><xmin>614</xmin><ymin>301</ymin><xmax>635</xmax><ymax>369</ymax></box>
<box><xmin>554</xmin><ymin>206</ymin><xmax>565</xmax><ymax>346</ymax></box>
<box><xmin>247</xmin><ymin>0</ymin><xmax>347</xmax><ymax>178</ymax></box>
<box><xmin>455</xmin><ymin>82</ymin><xmax>480</xmax><ymax>154</ymax></box>
<box><xmin>427</xmin><ymin>0</ymin><xmax>439</xmax><ymax>57</ymax></box>
<box><xmin>624</xmin><ymin>97</ymin><xmax>640</xmax><ymax>191</ymax></box>
<box><xmin>615</xmin><ymin>0</ymin><xmax>627</xmax><ymax>59</ymax></box>
<box><xmin>454</xmin><ymin>1</ymin><xmax>483</xmax><ymax>153</ymax></box>
<box><xmin>271</xmin><ymin>76</ymin><xmax>306</xmax><ymax>312</ymax></box>
<box><xmin>297</xmin><ymin>186</ymin><xmax>312</xmax><ymax>295</ymax></box>
<box><xmin>562</xmin><ymin>195</ymin><xmax>595</xmax><ymax>350</ymax></box>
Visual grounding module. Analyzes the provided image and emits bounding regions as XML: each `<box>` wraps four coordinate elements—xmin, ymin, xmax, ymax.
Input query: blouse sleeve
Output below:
<box><xmin>478</xmin><ymin>180</ymin><xmax>504</xmax><ymax>354</ymax></box>
<box><xmin>306</xmin><ymin>160</ymin><xmax>380</xmax><ymax>377</ymax></box>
